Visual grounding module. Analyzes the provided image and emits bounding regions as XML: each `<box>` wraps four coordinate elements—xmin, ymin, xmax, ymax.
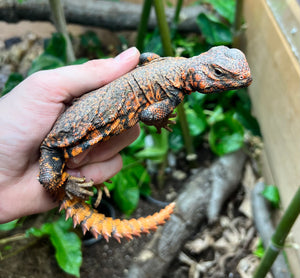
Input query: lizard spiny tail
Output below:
<box><xmin>60</xmin><ymin>198</ymin><xmax>175</xmax><ymax>242</ymax></box>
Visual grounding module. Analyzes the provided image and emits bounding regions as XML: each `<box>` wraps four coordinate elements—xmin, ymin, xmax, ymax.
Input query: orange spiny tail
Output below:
<box><xmin>59</xmin><ymin>198</ymin><xmax>175</xmax><ymax>243</ymax></box>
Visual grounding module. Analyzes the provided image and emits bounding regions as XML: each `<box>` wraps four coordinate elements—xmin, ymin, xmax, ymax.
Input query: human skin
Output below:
<box><xmin>0</xmin><ymin>47</ymin><xmax>140</xmax><ymax>223</ymax></box>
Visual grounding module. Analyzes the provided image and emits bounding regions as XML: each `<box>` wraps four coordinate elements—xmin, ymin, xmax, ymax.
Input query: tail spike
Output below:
<box><xmin>60</xmin><ymin>198</ymin><xmax>175</xmax><ymax>242</ymax></box>
<box><xmin>65</xmin><ymin>208</ymin><xmax>72</xmax><ymax>220</ymax></box>
<box><xmin>72</xmin><ymin>215</ymin><xmax>80</xmax><ymax>227</ymax></box>
<box><xmin>81</xmin><ymin>223</ymin><xmax>89</xmax><ymax>235</ymax></box>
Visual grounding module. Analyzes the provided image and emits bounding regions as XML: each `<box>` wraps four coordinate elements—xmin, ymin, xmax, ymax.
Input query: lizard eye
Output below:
<box><xmin>214</xmin><ymin>67</ymin><xmax>224</xmax><ymax>76</ymax></box>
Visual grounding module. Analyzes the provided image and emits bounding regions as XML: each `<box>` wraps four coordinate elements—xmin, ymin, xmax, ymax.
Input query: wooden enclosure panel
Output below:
<box><xmin>243</xmin><ymin>0</ymin><xmax>300</xmax><ymax>276</ymax></box>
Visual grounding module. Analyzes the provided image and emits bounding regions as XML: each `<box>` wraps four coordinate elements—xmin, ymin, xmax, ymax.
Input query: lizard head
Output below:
<box><xmin>185</xmin><ymin>46</ymin><xmax>252</xmax><ymax>93</ymax></box>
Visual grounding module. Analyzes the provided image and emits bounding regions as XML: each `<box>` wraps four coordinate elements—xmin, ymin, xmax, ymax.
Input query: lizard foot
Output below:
<box><xmin>65</xmin><ymin>176</ymin><xmax>94</xmax><ymax>200</ymax></box>
<box><xmin>93</xmin><ymin>181</ymin><xmax>111</xmax><ymax>208</ymax></box>
<box><xmin>155</xmin><ymin>112</ymin><xmax>177</xmax><ymax>134</ymax></box>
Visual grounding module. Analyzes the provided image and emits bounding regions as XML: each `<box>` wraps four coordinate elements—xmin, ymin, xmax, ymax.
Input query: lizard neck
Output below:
<box><xmin>181</xmin><ymin>64</ymin><xmax>208</xmax><ymax>94</ymax></box>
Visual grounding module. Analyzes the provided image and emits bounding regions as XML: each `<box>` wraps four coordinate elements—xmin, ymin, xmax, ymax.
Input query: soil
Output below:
<box><xmin>0</xmin><ymin>27</ymin><xmax>264</xmax><ymax>278</ymax></box>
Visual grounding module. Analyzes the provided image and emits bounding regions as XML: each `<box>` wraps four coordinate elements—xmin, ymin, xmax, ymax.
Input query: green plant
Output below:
<box><xmin>28</xmin><ymin>217</ymin><xmax>82</xmax><ymax>277</ymax></box>
<box><xmin>254</xmin><ymin>186</ymin><xmax>300</xmax><ymax>278</ymax></box>
<box><xmin>262</xmin><ymin>185</ymin><xmax>281</xmax><ymax>209</ymax></box>
<box><xmin>0</xmin><ymin>216</ymin><xmax>82</xmax><ymax>277</ymax></box>
<box><xmin>253</xmin><ymin>238</ymin><xmax>265</xmax><ymax>259</ymax></box>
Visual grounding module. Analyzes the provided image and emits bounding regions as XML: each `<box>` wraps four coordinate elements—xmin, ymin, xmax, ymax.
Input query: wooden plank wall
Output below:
<box><xmin>243</xmin><ymin>0</ymin><xmax>300</xmax><ymax>276</ymax></box>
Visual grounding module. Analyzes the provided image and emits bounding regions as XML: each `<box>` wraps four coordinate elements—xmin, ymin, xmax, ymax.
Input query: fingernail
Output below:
<box><xmin>114</xmin><ymin>47</ymin><xmax>139</xmax><ymax>62</ymax></box>
<box><xmin>67</xmin><ymin>153</ymin><xmax>87</xmax><ymax>168</ymax></box>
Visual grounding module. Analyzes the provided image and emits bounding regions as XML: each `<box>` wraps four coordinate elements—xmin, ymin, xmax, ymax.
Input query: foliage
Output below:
<box><xmin>27</xmin><ymin>217</ymin><xmax>82</xmax><ymax>277</ymax></box>
<box><xmin>208</xmin><ymin>113</ymin><xmax>244</xmax><ymax>155</ymax></box>
<box><xmin>262</xmin><ymin>185</ymin><xmax>281</xmax><ymax>209</ymax></box>
<box><xmin>1</xmin><ymin>73</ymin><xmax>23</xmax><ymax>97</ymax></box>
<box><xmin>28</xmin><ymin>33</ymin><xmax>88</xmax><ymax>75</ymax></box>
<box><xmin>80</xmin><ymin>31</ymin><xmax>104</xmax><ymax>58</ymax></box>
<box><xmin>111</xmin><ymin>155</ymin><xmax>151</xmax><ymax>215</ymax></box>
<box><xmin>253</xmin><ymin>238</ymin><xmax>265</xmax><ymax>258</ymax></box>
<box><xmin>0</xmin><ymin>220</ymin><xmax>18</xmax><ymax>231</ymax></box>
<box><xmin>196</xmin><ymin>0</ymin><xmax>236</xmax><ymax>46</ymax></box>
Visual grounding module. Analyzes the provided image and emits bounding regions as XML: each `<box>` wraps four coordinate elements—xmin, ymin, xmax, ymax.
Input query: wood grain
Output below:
<box><xmin>243</xmin><ymin>0</ymin><xmax>300</xmax><ymax>276</ymax></box>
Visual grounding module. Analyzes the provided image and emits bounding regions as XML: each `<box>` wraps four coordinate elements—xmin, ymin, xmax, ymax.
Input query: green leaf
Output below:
<box><xmin>113</xmin><ymin>171</ymin><xmax>140</xmax><ymax>215</ymax></box>
<box><xmin>187</xmin><ymin>93</ymin><xmax>207</xmax><ymax>110</ymax></box>
<box><xmin>169</xmin><ymin>125</ymin><xmax>184</xmax><ymax>151</ymax></box>
<box><xmin>27</xmin><ymin>218</ymin><xmax>82</xmax><ymax>277</ymax></box>
<box><xmin>143</xmin><ymin>29</ymin><xmax>164</xmax><ymax>56</ymax></box>
<box><xmin>136</xmin><ymin>129</ymin><xmax>169</xmax><ymax>162</ymax></box>
<box><xmin>80</xmin><ymin>31</ymin><xmax>104</xmax><ymax>58</ymax></box>
<box><xmin>234</xmin><ymin>108</ymin><xmax>261</xmax><ymax>136</ymax></box>
<box><xmin>69</xmin><ymin>58</ymin><xmax>89</xmax><ymax>65</ymax></box>
<box><xmin>235</xmin><ymin>90</ymin><xmax>261</xmax><ymax>136</ymax></box>
<box><xmin>46</xmin><ymin>223</ymin><xmax>82</xmax><ymax>277</ymax></box>
<box><xmin>28</xmin><ymin>54</ymin><xmax>65</xmax><ymax>75</ymax></box>
<box><xmin>262</xmin><ymin>185</ymin><xmax>280</xmax><ymax>208</ymax></box>
<box><xmin>135</xmin><ymin>147</ymin><xmax>167</xmax><ymax>160</ymax></box>
<box><xmin>206</xmin><ymin>105</ymin><xmax>224</xmax><ymax>125</ymax></box>
<box><xmin>0</xmin><ymin>219</ymin><xmax>18</xmax><ymax>231</ymax></box>
<box><xmin>27</xmin><ymin>33</ymin><xmax>68</xmax><ymax>75</ymax></box>
<box><xmin>185</xmin><ymin>104</ymin><xmax>207</xmax><ymax>136</ymax></box>
<box><xmin>1</xmin><ymin>73</ymin><xmax>23</xmax><ymax>96</ymax></box>
<box><xmin>209</xmin><ymin>114</ymin><xmax>244</xmax><ymax>155</ymax></box>
<box><xmin>44</xmin><ymin>33</ymin><xmax>67</xmax><ymax>62</ymax></box>
<box><xmin>253</xmin><ymin>238</ymin><xmax>265</xmax><ymax>258</ymax></box>
<box><xmin>197</xmin><ymin>13</ymin><xmax>232</xmax><ymax>45</ymax></box>
<box><xmin>112</xmin><ymin>155</ymin><xmax>150</xmax><ymax>214</ymax></box>
<box><xmin>202</xmin><ymin>0</ymin><xmax>236</xmax><ymax>23</ymax></box>
<box><xmin>127</xmin><ymin>127</ymin><xmax>146</xmax><ymax>154</ymax></box>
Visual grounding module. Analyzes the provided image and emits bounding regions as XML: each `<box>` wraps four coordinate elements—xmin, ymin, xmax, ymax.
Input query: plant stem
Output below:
<box><xmin>136</xmin><ymin>0</ymin><xmax>153</xmax><ymax>52</ymax></box>
<box><xmin>1</xmin><ymin>238</ymin><xmax>40</xmax><ymax>260</ymax></box>
<box><xmin>254</xmin><ymin>186</ymin><xmax>300</xmax><ymax>278</ymax></box>
<box><xmin>153</xmin><ymin>0</ymin><xmax>195</xmax><ymax>160</ymax></box>
<box><xmin>232</xmin><ymin>0</ymin><xmax>244</xmax><ymax>48</ymax></box>
<box><xmin>177</xmin><ymin>103</ymin><xmax>195</xmax><ymax>157</ymax></box>
<box><xmin>153</xmin><ymin>0</ymin><xmax>173</xmax><ymax>57</ymax></box>
<box><xmin>49</xmin><ymin>0</ymin><xmax>75</xmax><ymax>63</ymax></box>
<box><xmin>174</xmin><ymin>0</ymin><xmax>183</xmax><ymax>24</ymax></box>
<box><xmin>0</xmin><ymin>233</ymin><xmax>27</xmax><ymax>245</ymax></box>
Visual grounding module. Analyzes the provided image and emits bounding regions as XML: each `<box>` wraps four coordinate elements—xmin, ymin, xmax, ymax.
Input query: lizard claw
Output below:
<box><xmin>156</xmin><ymin>113</ymin><xmax>177</xmax><ymax>133</ymax></box>
<box><xmin>65</xmin><ymin>176</ymin><xmax>94</xmax><ymax>200</ymax></box>
<box><xmin>94</xmin><ymin>181</ymin><xmax>111</xmax><ymax>208</ymax></box>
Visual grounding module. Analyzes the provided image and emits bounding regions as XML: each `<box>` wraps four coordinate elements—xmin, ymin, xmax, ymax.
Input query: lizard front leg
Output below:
<box><xmin>139</xmin><ymin>99</ymin><xmax>177</xmax><ymax>133</ymax></box>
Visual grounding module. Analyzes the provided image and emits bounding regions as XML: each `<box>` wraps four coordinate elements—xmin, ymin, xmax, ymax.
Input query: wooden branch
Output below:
<box><xmin>127</xmin><ymin>150</ymin><xmax>246</xmax><ymax>278</ymax></box>
<box><xmin>251</xmin><ymin>182</ymin><xmax>291</xmax><ymax>278</ymax></box>
<box><xmin>0</xmin><ymin>0</ymin><xmax>205</xmax><ymax>33</ymax></box>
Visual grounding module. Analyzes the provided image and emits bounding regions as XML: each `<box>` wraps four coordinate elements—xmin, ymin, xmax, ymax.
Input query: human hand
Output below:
<box><xmin>0</xmin><ymin>47</ymin><xmax>140</xmax><ymax>223</ymax></box>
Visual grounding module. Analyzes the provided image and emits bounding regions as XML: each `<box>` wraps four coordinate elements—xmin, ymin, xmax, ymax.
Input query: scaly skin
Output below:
<box><xmin>38</xmin><ymin>46</ymin><xmax>252</xmax><ymax>242</ymax></box>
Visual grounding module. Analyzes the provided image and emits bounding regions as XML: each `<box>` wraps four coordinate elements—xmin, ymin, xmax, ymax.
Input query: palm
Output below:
<box><xmin>0</xmin><ymin>47</ymin><xmax>140</xmax><ymax>222</ymax></box>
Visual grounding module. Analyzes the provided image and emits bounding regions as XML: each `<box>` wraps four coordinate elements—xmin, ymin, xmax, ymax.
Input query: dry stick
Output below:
<box><xmin>0</xmin><ymin>0</ymin><xmax>205</xmax><ymax>33</ymax></box>
<box><xmin>127</xmin><ymin>150</ymin><xmax>246</xmax><ymax>278</ymax></box>
<box><xmin>252</xmin><ymin>182</ymin><xmax>293</xmax><ymax>278</ymax></box>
